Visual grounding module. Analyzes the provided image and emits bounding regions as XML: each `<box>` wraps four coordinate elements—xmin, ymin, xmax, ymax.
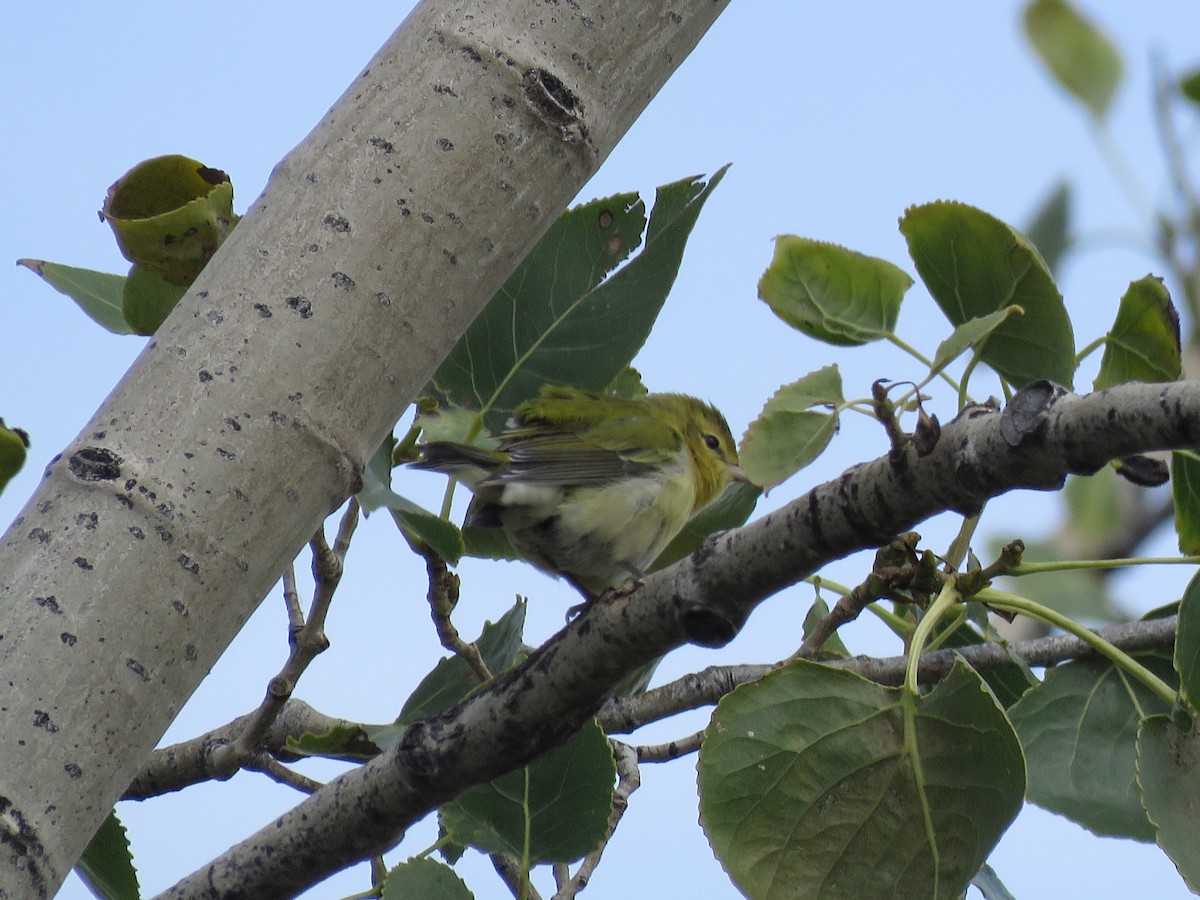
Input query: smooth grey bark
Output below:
<box><xmin>0</xmin><ymin>1</ymin><xmax>730</xmax><ymax>895</ymax></box>
<box><xmin>158</xmin><ymin>379</ymin><xmax>1200</xmax><ymax>897</ymax></box>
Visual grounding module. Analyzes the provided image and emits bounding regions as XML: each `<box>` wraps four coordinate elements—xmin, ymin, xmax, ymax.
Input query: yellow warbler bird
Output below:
<box><xmin>412</xmin><ymin>386</ymin><xmax>746</xmax><ymax>597</ymax></box>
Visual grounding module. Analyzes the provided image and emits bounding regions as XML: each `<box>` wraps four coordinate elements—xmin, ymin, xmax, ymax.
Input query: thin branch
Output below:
<box><xmin>599</xmin><ymin>614</ymin><xmax>1179</xmax><ymax>736</ymax></box>
<box><xmin>123</xmin><ymin>699</ymin><xmax>366</xmax><ymax>800</ymax></box>
<box><xmin>491</xmin><ymin>854</ymin><xmax>543</xmax><ymax>900</ymax></box>
<box><xmin>425</xmin><ymin>548</ymin><xmax>492</xmax><ymax>682</ymax></box>
<box><xmin>207</xmin><ymin>502</ymin><xmax>358</xmax><ymax>784</ymax></box>
<box><xmin>253</xmin><ymin>755</ymin><xmax>324</xmax><ymax>795</ymax></box>
<box><xmin>551</xmin><ymin>741</ymin><xmax>641</xmax><ymax>900</ymax></box>
<box><xmin>635</xmin><ymin>732</ymin><xmax>703</xmax><ymax>763</ymax></box>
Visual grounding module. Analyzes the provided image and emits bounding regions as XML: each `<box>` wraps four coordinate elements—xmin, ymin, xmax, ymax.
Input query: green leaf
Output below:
<box><xmin>739</xmin><ymin>366</ymin><xmax>844</xmax><ymax>490</ymax></box>
<box><xmin>930</xmin><ymin>308</ymin><xmax>1021</xmax><ymax>376</ymax></box>
<box><xmin>1175</xmin><ymin>570</ymin><xmax>1200</xmax><ymax>712</ymax></box>
<box><xmin>16</xmin><ymin>259</ymin><xmax>135</xmax><ymax>335</ymax></box>
<box><xmin>413</xmin><ymin>405</ymin><xmax>487</xmax><ymax>446</ymax></box>
<box><xmin>1136</xmin><ymin>715</ymin><xmax>1200</xmax><ymax>892</ymax></box>
<box><xmin>651</xmin><ymin>480</ymin><xmax>760</xmax><ymax>572</ymax></box>
<box><xmin>1181</xmin><ymin>68</ymin><xmax>1200</xmax><ymax>108</ymax></box>
<box><xmin>1022</xmin><ymin>181</ymin><xmax>1072</xmax><ymax>275</ymax></box>
<box><xmin>900</xmin><ymin>200</ymin><xmax>1075</xmax><ymax>389</ymax></box>
<box><xmin>284</xmin><ymin>724</ymin><xmax>381</xmax><ymax>762</ymax></box>
<box><xmin>934</xmin><ymin>618</ymin><xmax>1038</xmax><ymax>708</ymax></box>
<box><xmin>1093</xmin><ymin>276</ymin><xmax>1181</xmax><ymax>390</ymax></box>
<box><xmin>360</xmin><ymin>436</ymin><xmax>465</xmax><ymax>563</ymax></box>
<box><xmin>382</xmin><ymin>857</ymin><xmax>474</xmax><ymax>900</ymax></box>
<box><xmin>606</xmin><ymin>366</ymin><xmax>648</xmax><ymax>399</ymax></box>
<box><xmin>0</xmin><ymin>418</ymin><xmax>30</xmax><ymax>496</ymax></box>
<box><xmin>441</xmin><ymin>719</ymin><xmax>614</xmax><ymax>864</ymax></box>
<box><xmin>122</xmin><ymin>264</ymin><xmax>188</xmax><ymax>336</ymax></box>
<box><xmin>699</xmin><ymin>659</ymin><xmax>1024</xmax><ymax>900</ymax></box>
<box><xmin>75</xmin><ymin>809</ymin><xmax>140</xmax><ymax>900</ymax></box>
<box><xmin>394</xmin><ymin>600</ymin><xmax>527</xmax><ymax>726</ymax></box>
<box><xmin>427</xmin><ymin>168</ymin><xmax>727</xmax><ymax>431</ymax></box>
<box><xmin>102</xmin><ymin>154</ymin><xmax>238</xmax><ymax>286</ymax></box>
<box><xmin>757</xmin><ymin>236</ymin><xmax>911</xmax><ymax>346</ymax></box>
<box><xmin>1172</xmin><ymin>450</ymin><xmax>1200</xmax><ymax>555</ymax></box>
<box><xmin>1022</xmin><ymin>0</ymin><xmax>1123</xmax><ymax>119</ymax></box>
<box><xmin>801</xmin><ymin>595</ymin><xmax>850</xmax><ymax>660</ymax></box>
<box><xmin>1009</xmin><ymin>650</ymin><xmax>1176</xmax><ymax>840</ymax></box>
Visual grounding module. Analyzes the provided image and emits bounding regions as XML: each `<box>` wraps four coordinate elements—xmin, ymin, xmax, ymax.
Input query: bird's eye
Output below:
<box><xmin>703</xmin><ymin>434</ymin><xmax>721</xmax><ymax>451</ymax></box>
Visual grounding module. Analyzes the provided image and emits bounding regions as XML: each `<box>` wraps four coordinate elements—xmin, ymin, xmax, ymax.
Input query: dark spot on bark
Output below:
<box><xmin>69</xmin><ymin>447</ymin><xmax>122</xmax><ymax>481</ymax></box>
<box><xmin>1001</xmin><ymin>380</ymin><xmax>1065</xmax><ymax>447</ymax></box>
<box><xmin>436</xmin><ymin>137</ymin><xmax>454</xmax><ymax>151</ymax></box>
<box><xmin>253</xmin><ymin>303</ymin><xmax>272</xmax><ymax>318</ymax></box>
<box><xmin>129</xmin><ymin>526</ymin><xmax>144</xmax><ymax>540</ymax></box>
<box><xmin>64</xmin><ymin>763</ymin><xmax>82</xmax><ymax>778</ymax></box>
<box><xmin>74</xmin><ymin>558</ymin><xmax>93</xmax><ymax>571</ymax></box>
<box><xmin>178</xmin><ymin>553</ymin><xmax>200</xmax><ymax>575</ymax></box>
<box><xmin>156</xmin><ymin>526</ymin><xmax>173</xmax><ymax>543</ymax></box>
<box><xmin>32</xmin><ymin>710</ymin><xmax>58</xmax><ymax>733</ymax></box>
<box><xmin>368</xmin><ymin>137</ymin><xmax>394</xmax><ymax>154</ymax></box>
<box><xmin>286</xmin><ymin>297</ymin><xmax>312</xmax><ymax>318</ymax></box>
<box><xmin>76</xmin><ymin>512</ymin><xmax>99</xmax><ymax>530</ymax></box>
<box><xmin>60</xmin><ymin>633</ymin><xmax>76</xmax><ymax>646</ymax></box>
<box><xmin>323</xmin><ymin>213</ymin><xmax>351</xmax><ymax>233</ymax></box>
<box><xmin>199</xmin><ymin>370</ymin><xmax>213</xmax><ymax>383</ymax></box>
<box><xmin>27</xmin><ymin>528</ymin><xmax>49</xmax><ymax>544</ymax></box>
<box><xmin>522</xmin><ymin>67</ymin><xmax>586</xmax><ymax>139</ymax></box>
<box><xmin>172</xmin><ymin>600</ymin><xmax>188</xmax><ymax>617</ymax></box>
<box><xmin>126</xmin><ymin>659</ymin><xmax>150</xmax><ymax>681</ymax></box>
<box><xmin>34</xmin><ymin>596</ymin><xmax>60</xmax><ymax>614</ymax></box>
<box><xmin>331</xmin><ymin>272</ymin><xmax>355</xmax><ymax>291</ymax></box>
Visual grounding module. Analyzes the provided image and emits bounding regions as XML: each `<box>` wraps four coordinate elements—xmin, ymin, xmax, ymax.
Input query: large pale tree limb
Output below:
<box><xmin>0</xmin><ymin>1</ymin><xmax>731</xmax><ymax>895</ymax></box>
<box><xmin>159</xmin><ymin>379</ymin><xmax>1200</xmax><ymax>898</ymax></box>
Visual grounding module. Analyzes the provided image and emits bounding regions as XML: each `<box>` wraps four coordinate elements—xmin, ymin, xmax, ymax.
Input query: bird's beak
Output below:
<box><xmin>728</xmin><ymin>463</ymin><xmax>752</xmax><ymax>485</ymax></box>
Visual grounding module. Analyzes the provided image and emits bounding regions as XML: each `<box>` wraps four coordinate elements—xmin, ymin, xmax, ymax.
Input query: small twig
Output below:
<box><xmin>250</xmin><ymin>754</ymin><xmax>324</xmax><ymax>794</ymax></box>
<box><xmin>281</xmin><ymin>562</ymin><xmax>304</xmax><ymax>637</ymax></box>
<box><xmin>635</xmin><ymin>731</ymin><xmax>703</xmax><ymax>763</ymax></box>
<box><xmin>209</xmin><ymin>500</ymin><xmax>359</xmax><ymax>785</ymax></box>
<box><xmin>424</xmin><ymin>549</ymin><xmax>492</xmax><ymax>682</ymax></box>
<box><xmin>794</xmin><ymin>579</ymin><xmax>878</xmax><ymax>661</ymax></box>
<box><xmin>552</xmin><ymin>863</ymin><xmax>570</xmax><ymax>892</ymax></box>
<box><xmin>551</xmin><ymin>741</ymin><xmax>641</xmax><ymax>900</ymax></box>
<box><xmin>491</xmin><ymin>853</ymin><xmax>542</xmax><ymax>900</ymax></box>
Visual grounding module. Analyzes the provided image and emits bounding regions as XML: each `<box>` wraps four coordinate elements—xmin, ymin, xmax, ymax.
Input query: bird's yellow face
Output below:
<box><xmin>667</xmin><ymin>396</ymin><xmax>744</xmax><ymax>512</ymax></box>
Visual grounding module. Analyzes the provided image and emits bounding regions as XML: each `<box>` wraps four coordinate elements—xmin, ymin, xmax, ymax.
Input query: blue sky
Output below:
<box><xmin>4</xmin><ymin>3</ymin><xmax>1200</xmax><ymax>897</ymax></box>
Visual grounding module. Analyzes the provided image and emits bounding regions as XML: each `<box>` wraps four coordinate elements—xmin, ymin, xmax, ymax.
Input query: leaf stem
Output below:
<box><xmin>978</xmin><ymin>587</ymin><xmax>1177</xmax><ymax>707</ymax></box>
<box><xmin>904</xmin><ymin>580</ymin><xmax>962</xmax><ymax>696</ymax></box>
<box><xmin>887</xmin><ymin>333</ymin><xmax>962</xmax><ymax>393</ymax></box>
<box><xmin>1074</xmin><ymin>334</ymin><xmax>1109</xmax><ymax>366</ymax></box>
<box><xmin>1009</xmin><ymin>555</ymin><xmax>1200</xmax><ymax>576</ymax></box>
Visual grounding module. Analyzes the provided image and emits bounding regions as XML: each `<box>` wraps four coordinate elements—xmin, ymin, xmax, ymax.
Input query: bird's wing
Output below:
<box><xmin>488</xmin><ymin>420</ymin><xmax>675</xmax><ymax>487</ymax></box>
